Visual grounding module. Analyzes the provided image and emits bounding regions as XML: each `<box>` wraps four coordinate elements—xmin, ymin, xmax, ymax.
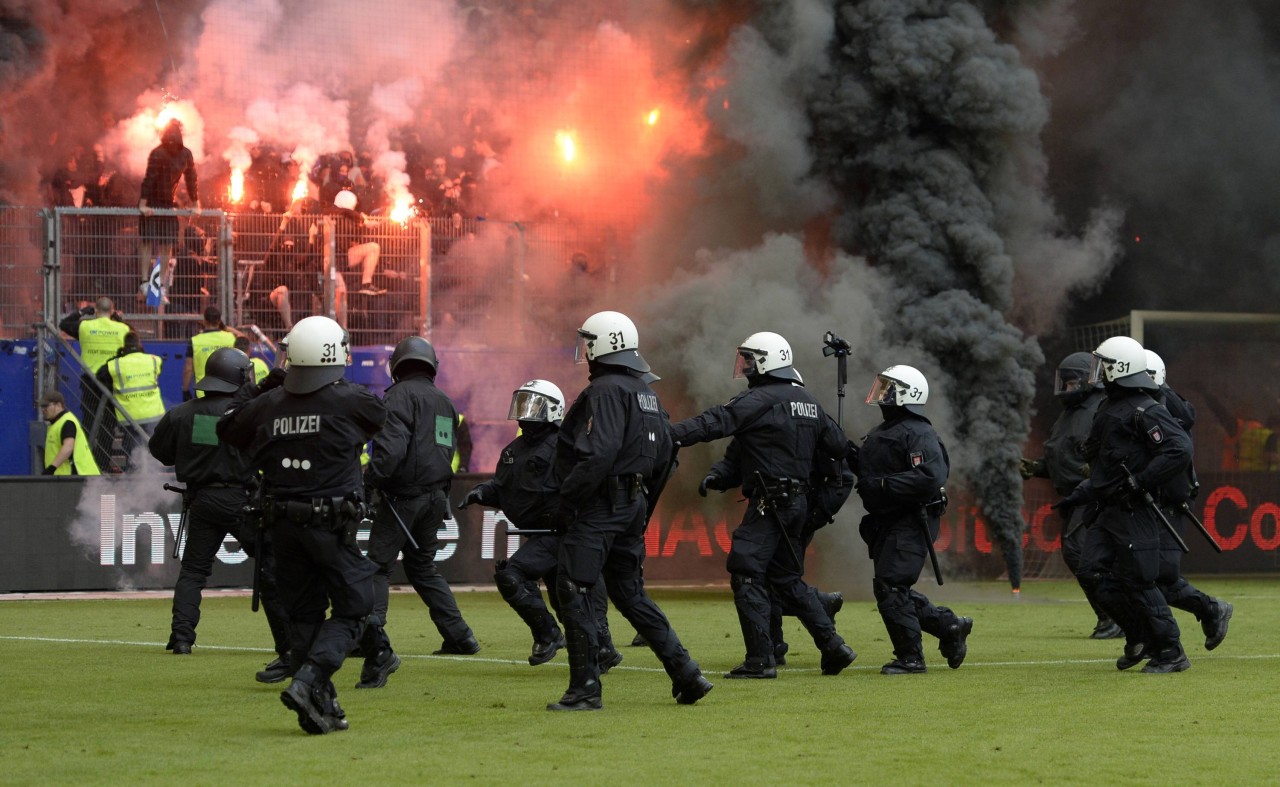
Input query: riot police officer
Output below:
<box><xmin>218</xmin><ymin>315</ymin><xmax>386</xmax><ymax>733</ymax></box>
<box><xmin>1145</xmin><ymin>350</ymin><xmax>1232</xmax><ymax>651</ymax></box>
<box><xmin>549</xmin><ymin>310</ymin><xmax>712</xmax><ymax>711</ymax></box>
<box><xmin>1058</xmin><ymin>337</ymin><xmax>1192</xmax><ymax>673</ymax></box>
<box><xmin>855</xmin><ymin>365</ymin><xmax>972</xmax><ymax>674</ymax></box>
<box><xmin>461</xmin><ymin>379</ymin><xmax>622</xmax><ymax>670</ymax></box>
<box><xmin>674</xmin><ymin>331</ymin><xmax>857</xmax><ymax>679</ymax></box>
<box><xmin>149</xmin><ymin>347</ymin><xmax>292</xmax><ymax>669</ymax></box>
<box><xmin>1020</xmin><ymin>352</ymin><xmax>1119</xmax><ymax>639</ymax></box>
<box><xmin>360</xmin><ymin>336</ymin><xmax>478</xmax><ymax>690</ymax></box>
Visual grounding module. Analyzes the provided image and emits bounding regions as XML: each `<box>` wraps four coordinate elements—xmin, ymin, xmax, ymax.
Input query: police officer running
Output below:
<box><xmin>461</xmin><ymin>379</ymin><xmax>623</xmax><ymax>670</ymax></box>
<box><xmin>673</xmin><ymin>331</ymin><xmax>857</xmax><ymax>679</ymax></box>
<box><xmin>1020</xmin><ymin>352</ymin><xmax>1120</xmax><ymax>639</ymax></box>
<box><xmin>549</xmin><ymin>310</ymin><xmax>712</xmax><ymax>711</ymax></box>
<box><xmin>148</xmin><ymin>347</ymin><xmax>291</xmax><ymax>668</ymax></box>
<box><xmin>1057</xmin><ymin>337</ymin><xmax>1193</xmax><ymax>673</ymax></box>
<box><xmin>360</xmin><ymin>336</ymin><xmax>479</xmax><ymax>690</ymax></box>
<box><xmin>1144</xmin><ymin>350</ymin><xmax>1232</xmax><ymax>651</ymax></box>
<box><xmin>855</xmin><ymin>365</ymin><xmax>972</xmax><ymax>674</ymax></box>
<box><xmin>218</xmin><ymin>315</ymin><xmax>387</xmax><ymax>733</ymax></box>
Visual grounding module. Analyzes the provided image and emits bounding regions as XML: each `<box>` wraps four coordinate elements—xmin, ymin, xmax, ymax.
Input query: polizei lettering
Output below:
<box><xmin>273</xmin><ymin>414</ymin><xmax>321</xmax><ymax>436</ymax></box>
<box><xmin>790</xmin><ymin>402</ymin><xmax>819</xmax><ymax>418</ymax></box>
<box><xmin>637</xmin><ymin>393</ymin><xmax>660</xmax><ymax>413</ymax></box>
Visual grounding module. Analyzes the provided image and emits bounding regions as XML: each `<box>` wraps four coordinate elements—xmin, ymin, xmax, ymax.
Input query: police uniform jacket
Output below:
<box><xmin>1041</xmin><ymin>390</ymin><xmax>1105</xmax><ymax>496</ymax></box>
<box><xmin>1084</xmin><ymin>390</ymin><xmax>1193</xmax><ymax>507</ymax></box>
<box><xmin>217</xmin><ymin>378</ymin><xmax>385</xmax><ymax>500</ymax></box>
<box><xmin>856</xmin><ymin>410</ymin><xmax>949</xmax><ymax>518</ymax></box>
<box><xmin>471</xmin><ymin>426</ymin><xmax>559</xmax><ymax>528</ymax></box>
<box><xmin>672</xmin><ymin>377</ymin><xmax>848</xmax><ymax>494</ymax></box>
<box><xmin>365</xmin><ymin>375</ymin><xmax>457</xmax><ymax>498</ymax></box>
<box><xmin>555</xmin><ymin>366</ymin><xmax>670</xmax><ymax>511</ymax></box>
<box><xmin>1157</xmin><ymin>384</ymin><xmax>1197</xmax><ymax>432</ymax></box>
<box><xmin>150</xmin><ymin>393</ymin><xmax>251</xmax><ymax>488</ymax></box>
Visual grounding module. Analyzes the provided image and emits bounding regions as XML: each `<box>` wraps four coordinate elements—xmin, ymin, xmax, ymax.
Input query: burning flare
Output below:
<box><xmin>555</xmin><ymin>130</ymin><xmax>577</xmax><ymax>163</ymax></box>
<box><xmin>228</xmin><ymin>168</ymin><xmax>244</xmax><ymax>203</ymax></box>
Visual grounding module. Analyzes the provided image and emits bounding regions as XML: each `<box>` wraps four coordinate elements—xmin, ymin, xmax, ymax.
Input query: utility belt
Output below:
<box><xmin>750</xmin><ymin>477</ymin><xmax>811</xmax><ymax>501</ymax></box>
<box><xmin>265</xmin><ymin>495</ymin><xmax>366</xmax><ymax>545</ymax></box>
<box><xmin>606</xmin><ymin>474</ymin><xmax>646</xmax><ymax>508</ymax></box>
<box><xmin>199</xmin><ymin>481</ymin><xmax>248</xmax><ymax>492</ymax></box>
<box><xmin>385</xmin><ymin>482</ymin><xmax>449</xmax><ymax>503</ymax></box>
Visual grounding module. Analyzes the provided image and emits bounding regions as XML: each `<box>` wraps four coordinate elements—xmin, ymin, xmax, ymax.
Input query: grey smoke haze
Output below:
<box><xmin>4</xmin><ymin>0</ymin><xmax>1278</xmax><ymax>584</ymax></box>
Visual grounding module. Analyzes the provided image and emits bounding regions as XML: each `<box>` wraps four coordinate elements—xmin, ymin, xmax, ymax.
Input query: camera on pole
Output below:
<box><xmin>822</xmin><ymin>331</ymin><xmax>851</xmax><ymax>427</ymax></box>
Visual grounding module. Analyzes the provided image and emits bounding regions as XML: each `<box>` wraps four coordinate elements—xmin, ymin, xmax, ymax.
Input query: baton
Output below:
<box><xmin>1179</xmin><ymin>502</ymin><xmax>1224</xmax><ymax>554</ymax></box>
<box><xmin>1120</xmin><ymin>463</ymin><xmax>1189</xmax><ymax>554</ymax></box>
<box><xmin>383</xmin><ymin>497</ymin><xmax>421</xmax><ymax>552</ymax></box>
<box><xmin>918</xmin><ymin>505</ymin><xmax>945</xmax><ymax>586</ymax></box>
<box><xmin>753</xmin><ymin>470</ymin><xmax>805</xmax><ymax>570</ymax></box>
<box><xmin>164</xmin><ymin>483</ymin><xmax>188</xmax><ymax>560</ymax></box>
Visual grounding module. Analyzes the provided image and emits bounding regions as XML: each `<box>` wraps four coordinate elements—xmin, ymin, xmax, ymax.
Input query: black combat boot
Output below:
<box><xmin>724</xmin><ymin>658</ymin><xmax>777</xmax><ymax>679</ymax></box>
<box><xmin>939</xmin><ymin>617</ymin><xmax>973</xmax><ymax>669</ymax></box>
<box><xmin>598</xmin><ymin>646</ymin><xmax>624</xmax><ymax>674</ymax></box>
<box><xmin>1203</xmin><ymin>600</ymin><xmax>1233</xmax><ymax>651</ymax></box>
<box><xmin>547</xmin><ymin>628</ymin><xmax>602</xmax><ymax>711</ymax></box>
<box><xmin>672</xmin><ymin>667</ymin><xmax>714</xmax><ymax>705</ymax></box>
<box><xmin>281</xmin><ymin>664</ymin><xmax>345</xmax><ymax>734</ymax></box>
<box><xmin>1116</xmin><ymin>640</ymin><xmax>1147</xmax><ymax>671</ymax></box>
<box><xmin>1141</xmin><ymin>646</ymin><xmax>1191</xmax><ymax>674</ymax></box>
<box><xmin>530</xmin><ymin>631</ymin><xmax>566</xmax><ymax>666</ymax></box>
<box><xmin>1090</xmin><ymin>617</ymin><xmax>1123</xmax><ymax>640</ymax></box>
<box><xmin>820</xmin><ymin>643</ymin><xmax>857</xmax><ymax>675</ymax></box>
<box><xmin>256</xmin><ymin>655</ymin><xmax>296</xmax><ymax>684</ymax></box>
<box><xmin>433</xmin><ymin>634</ymin><xmax>481</xmax><ymax>655</ymax></box>
<box><xmin>880</xmin><ymin>656</ymin><xmax>926</xmax><ymax>675</ymax></box>
<box><xmin>355</xmin><ymin>648</ymin><xmax>401</xmax><ymax>688</ymax></box>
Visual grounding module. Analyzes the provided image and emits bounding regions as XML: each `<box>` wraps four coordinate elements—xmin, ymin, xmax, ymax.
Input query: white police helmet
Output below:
<box><xmin>283</xmin><ymin>315</ymin><xmax>350</xmax><ymax>393</ymax></box>
<box><xmin>1090</xmin><ymin>336</ymin><xmax>1155</xmax><ymax>390</ymax></box>
<box><xmin>866</xmin><ymin>364</ymin><xmax>929</xmax><ymax>415</ymax></box>
<box><xmin>508</xmin><ymin>379</ymin><xmax>565</xmax><ymax>425</ymax></box>
<box><xmin>575</xmin><ymin>310</ymin><xmax>649</xmax><ymax>373</ymax></box>
<box><xmin>734</xmin><ymin>331</ymin><xmax>801</xmax><ymax>383</ymax></box>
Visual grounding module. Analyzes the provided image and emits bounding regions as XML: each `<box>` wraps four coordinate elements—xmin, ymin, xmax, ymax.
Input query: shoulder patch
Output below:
<box><xmin>910</xmin><ymin>451</ymin><xmax>924</xmax><ymax>467</ymax></box>
<box><xmin>1147</xmin><ymin>425</ymin><xmax>1164</xmax><ymax>444</ymax></box>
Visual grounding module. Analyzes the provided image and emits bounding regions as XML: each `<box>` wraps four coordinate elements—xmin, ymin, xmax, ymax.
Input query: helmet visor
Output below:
<box><xmin>508</xmin><ymin>390</ymin><xmax>555</xmax><ymax>422</ymax></box>
<box><xmin>574</xmin><ymin>331</ymin><xmax>593</xmax><ymax>365</ymax></box>
<box><xmin>865</xmin><ymin>374</ymin><xmax>898</xmax><ymax>406</ymax></box>
<box><xmin>1087</xmin><ymin>354</ymin><xmax>1108</xmax><ymax>385</ymax></box>
<box><xmin>1054</xmin><ymin>369</ymin><xmax>1086</xmax><ymax>397</ymax></box>
<box><xmin>732</xmin><ymin>350</ymin><xmax>755</xmax><ymax>380</ymax></box>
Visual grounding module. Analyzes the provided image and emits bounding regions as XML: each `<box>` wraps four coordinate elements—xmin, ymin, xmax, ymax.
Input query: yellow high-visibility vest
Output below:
<box><xmin>108</xmin><ymin>352</ymin><xmax>165</xmax><ymax>422</ymax></box>
<box><xmin>191</xmin><ymin>329</ymin><xmax>236</xmax><ymax>398</ymax></box>
<box><xmin>78</xmin><ymin>317</ymin><xmax>129</xmax><ymax>375</ymax></box>
<box><xmin>44</xmin><ymin>410</ymin><xmax>100</xmax><ymax>475</ymax></box>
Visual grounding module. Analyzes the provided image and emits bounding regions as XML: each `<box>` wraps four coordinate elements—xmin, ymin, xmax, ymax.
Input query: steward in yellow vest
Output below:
<box><xmin>183</xmin><ymin>306</ymin><xmax>238</xmax><ymax>399</ymax></box>
<box><xmin>40</xmin><ymin>391</ymin><xmax>100</xmax><ymax>475</ymax></box>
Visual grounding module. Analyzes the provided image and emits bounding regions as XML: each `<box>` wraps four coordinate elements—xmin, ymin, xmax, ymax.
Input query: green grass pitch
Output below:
<box><xmin>2</xmin><ymin>578</ymin><xmax>1277</xmax><ymax>784</ymax></box>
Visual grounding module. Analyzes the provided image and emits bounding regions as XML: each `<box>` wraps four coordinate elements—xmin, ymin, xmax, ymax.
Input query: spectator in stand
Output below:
<box><xmin>39</xmin><ymin>390</ymin><xmax>100</xmax><ymax>476</ymax></box>
<box><xmin>327</xmin><ymin>189</ymin><xmax>385</xmax><ymax>298</ymax></box>
<box><xmin>258</xmin><ymin>195</ymin><xmax>324</xmax><ymax>334</ymax></box>
<box><xmin>138</xmin><ymin>119</ymin><xmax>200</xmax><ymax>301</ymax></box>
<box><xmin>318</xmin><ymin>161</ymin><xmax>355</xmax><ymax>210</ymax></box>
<box><xmin>245</xmin><ymin>144</ymin><xmax>284</xmax><ymax>214</ymax></box>
<box><xmin>183</xmin><ymin>305</ymin><xmax>240</xmax><ymax>400</ymax></box>
<box><xmin>49</xmin><ymin>152</ymin><xmax>87</xmax><ymax>207</ymax></box>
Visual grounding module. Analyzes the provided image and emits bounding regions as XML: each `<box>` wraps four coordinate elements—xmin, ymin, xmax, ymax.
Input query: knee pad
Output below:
<box><xmin>1077</xmin><ymin>570</ymin><xmax>1106</xmax><ymax>594</ymax></box>
<box><xmin>556</xmin><ymin>574</ymin><xmax>589</xmax><ymax>604</ymax></box>
<box><xmin>730</xmin><ymin>573</ymin><xmax>760</xmax><ymax>593</ymax></box>
<box><xmin>494</xmin><ymin>568</ymin><xmax>523</xmax><ymax>601</ymax></box>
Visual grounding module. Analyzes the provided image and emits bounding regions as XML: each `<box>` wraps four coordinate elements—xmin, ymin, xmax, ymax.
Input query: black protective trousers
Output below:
<box><xmin>273</xmin><ymin>515</ymin><xmax>377</xmax><ymax>678</ymax></box>
<box><xmin>870</xmin><ymin>516</ymin><xmax>962</xmax><ymax>661</ymax></box>
<box><xmin>170</xmin><ymin>486</ymin><xmax>289</xmax><ymax>655</ymax></box>
<box><xmin>499</xmin><ymin>533</ymin><xmax>613</xmax><ymax>649</ymax></box>
<box><xmin>727</xmin><ymin>497</ymin><xmax>842</xmax><ymax>663</ymax></box>
<box><xmin>1077</xmin><ymin>506</ymin><xmax>1182</xmax><ymax>656</ymax></box>
<box><xmin>365</xmin><ymin>490</ymin><xmax>474</xmax><ymax>649</ymax></box>
<box><xmin>557</xmin><ymin>495</ymin><xmax>697</xmax><ymax>694</ymax></box>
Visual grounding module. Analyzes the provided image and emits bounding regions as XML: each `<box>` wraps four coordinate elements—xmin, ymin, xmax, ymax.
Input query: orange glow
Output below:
<box><xmin>291</xmin><ymin>176</ymin><xmax>308</xmax><ymax>202</ymax></box>
<box><xmin>646</xmin><ymin>108</ymin><xmax>660</xmax><ymax>126</ymax></box>
<box><xmin>155</xmin><ymin>103</ymin><xmax>181</xmax><ymax>130</ymax></box>
<box><xmin>1135</xmin><ymin>235</ymin><xmax>1142</xmax><ymax>243</ymax></box>
<box><xmin>388</xmin><ymin>194</ymin><xmax>416</xmax><ymax>224</ymax></box>
<box><xmin>228</xmin><ymin>168</ymin><xmax>244</xmax><ymax>203</ymax></box>
<box><xmin>555</xmin><ymin>130</ymin><xmax>577</xmax><ymax>163</ymax></box>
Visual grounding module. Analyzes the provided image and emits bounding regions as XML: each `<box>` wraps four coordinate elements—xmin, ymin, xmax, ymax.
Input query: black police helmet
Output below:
<box><xmin>390</xmin><ymin>335</ymin><xmax>437</xmax><ymax>380</ymax></box>
<box><xmin>196</xmin><ymin>347</ymin><xmax>252</xmax><ymax>393</ymax></box>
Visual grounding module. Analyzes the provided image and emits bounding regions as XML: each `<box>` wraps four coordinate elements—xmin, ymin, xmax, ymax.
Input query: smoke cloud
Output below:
<box><xmin>6</xmin><ymin>0</ymin><xmax>1277</xmax><ymax>587</ymax></box>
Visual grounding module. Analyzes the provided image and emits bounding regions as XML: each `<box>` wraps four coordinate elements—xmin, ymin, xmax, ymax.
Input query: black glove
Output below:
<box><xmin>42</xmin><ymin>465</ymin><xmax>56</xmax><ymax>475</ymax></box>
<box><xmin>698</xmin><ymin>474</ymin><xmax>716</xmax><ymax>497</ymax></box>
<box><xmin>257</xmin><ymin>367</ymin><xmax>287</xmax><ymax>394</ymax></box>
<box><xmin>182</xmin><ymin>390</ymin><xmax>193</xmax><ymax>402</ymax></box>
<box><xmin>459</xmin><ymin>487</ymin><xmax>483</xmax><ymax>509</ymax></box>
